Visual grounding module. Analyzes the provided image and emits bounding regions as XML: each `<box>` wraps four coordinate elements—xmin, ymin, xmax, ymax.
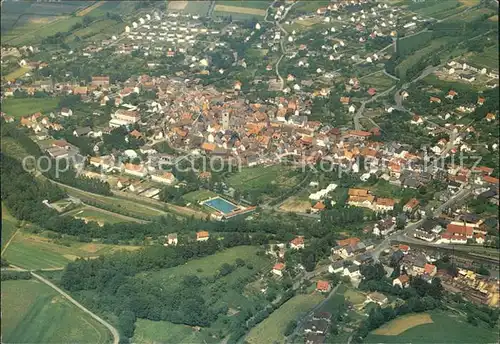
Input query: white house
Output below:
<box><xmin>123</xmin><ymin>163</ymin><xmax>147</xmax><ymax>178</ymax></box>
<box><xmin>272</xmin><ymin>263</ymin><xmax>285</xmax><ymax>277</ymax></box>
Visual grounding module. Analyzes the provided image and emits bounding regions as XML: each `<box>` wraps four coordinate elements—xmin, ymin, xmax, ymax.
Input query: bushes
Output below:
<box><xmin>1</xmin><ymin>271</ymin><xmax>31</xmax><ymax>281</ymax></box>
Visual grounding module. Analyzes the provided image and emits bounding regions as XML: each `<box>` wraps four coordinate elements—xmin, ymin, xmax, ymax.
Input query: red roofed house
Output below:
<box><xmin>272</xmin><ymin>263</ymin><xmax>285</xmax><ymax>276</ymax></box>
<box><xmin>429</xmin><ymin>96</ymin><xmax>441</xmax><ymax>104</ymax></box>
<box><xmin>446</xmin><ymin>90</ymin><xmax>458</xmax><ymax>99</ymax></box>
<box><xmin>483</xmin><ymin>175</ymin><xmax>499</xmax><ymax>185</ymax></box>
<box><xmin>151</xmin><ymin>172</ymin><xmax>176</xmax><ymax>185</ymax></box>
<box><xmin>399</xmin><ymin>244</ymin><xmax>410</xmax><ymax>255</ymax></box>
<box><xmin>311</xmin><ymin>201</ymin><xmax>326</xmax><ymax>213</ymax></box>
<box><xmin>290</xmin><ymin>236</ymin><xmax>305</xmax><ymax>250</ymax></box>
<box><xmin>367</xmin><ymin>88</ymin><xmax>377</xmax><ymax>96</ymax></box>
<box><xmin>446</xmin><ymin>223</ymin><xmax>473</xmax><ymax>239</ymax></box>
<box><xmin>91</xmin><ymin>76</ymin><xmax>110</xmax><ymax>87</ymax></box>
<box><xmin>403</xmin><ymin>198</ymin><xmax>419</xmax><ymax>213</ymax></box>
<box><xmin>424</xmin><ymin>263</ymin><xmax>437</xmax><ymax>277</ymax></box>
<box><xmin>393</xmin><ymin>274</ymin><xmax>410</xmax><ymax>288</ymax></box>
<box><xmin>196</xmin><ymin>231</ymin><xmax>210</xmax><ymax>242</ymax></box>
<box><xmin>374</xmin><ymin>198</ymin><xmax>395</xmax><ymax>212</ymax></box>
<box><xmin>348</xmin><ymin>130</ymin><xmax>372</xmax><ymax>140</ymax></box>
<box><xmin>316</xmin><ymin>280</ymin><xmax>331</xmax><ymax>293</ymax></box>
<box><xmin>477</xmin><ymin>97</ymin><xmax>485</xmax><ymax>105</ymax></box>
<box><xmin>475</xmin><ymin>234</ymin><xmax>485</xmax><ymax>244</ymax></box>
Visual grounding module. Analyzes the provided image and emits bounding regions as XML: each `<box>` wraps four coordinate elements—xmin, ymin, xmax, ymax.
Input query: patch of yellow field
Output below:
<box><xmin>297</xmin><ymin>18</ymin><xmax>321</xmax><ymax>27</ymax></box>
<box><xmin>214</xmin><ymin>4</ymin><xmax>266</xmax><ymax>16</ymax></box>
<box><xmin>29</xmin><ymin>17</ymin><xmax>56</xmax><ymax>24</ymax></box>
<box><xmin>76</xmin><ymin>1</ymin><xmax>105</xmax><ymax>17</ymax></box>
<box><xmin>458</xmin><ymin>0</ymin><xmax>480</xmax><ymax>6</ymax></box>
<box><xmin>4</xmin><ymin>67</ymin><xmax>30</xmax><ymax>82</ymax></box>
<box><xmin>168</xmin><ymin>1</ymin><xmax>188</xmax><ymax>10</ymax></box>
<box><xmin>373</xmin><ymin>313</ymin><xmax>433</xmax><ymax>335</ymax></box>
<box><xmin>62</xmin><ymin>254</ymin><xmax>79</xmax><ymax>261</ymax></box>
<box><xmin>279</xmin><ymin>198</ymin><xmax>311</xmax><ymax>213</ymax></box>
<box><xmin>489</xmin><ymin>15</ymin><xmax>498</xmax><ymax>22</ymax></box>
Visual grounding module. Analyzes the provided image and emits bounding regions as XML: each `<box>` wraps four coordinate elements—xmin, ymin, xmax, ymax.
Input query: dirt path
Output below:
<box><xmin>1</xmin><ymin>226</ymin><xmax>21</xmax><ymax>256</ymax></box>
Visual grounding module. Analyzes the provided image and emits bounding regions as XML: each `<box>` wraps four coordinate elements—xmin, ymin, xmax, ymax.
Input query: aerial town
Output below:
<box><xmin>1</xmin><ymin>1</ymin><xmax>499</xmax><ymax>344</ymax></box>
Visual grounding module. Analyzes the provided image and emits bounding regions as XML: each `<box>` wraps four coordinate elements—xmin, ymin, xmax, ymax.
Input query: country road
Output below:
<box><xmin>31</xmin><ymin>271</ymin><xmax>120</xmax><ymax>344</ymax></box>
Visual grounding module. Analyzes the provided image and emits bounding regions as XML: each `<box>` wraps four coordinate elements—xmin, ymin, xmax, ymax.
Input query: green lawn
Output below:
<box><xmin>133</xmin><ymin>319</ymin><xmax>206</xmax><ymax>344</ymax></box>
<box><xmin>1</xmin><ymin>97</ymin><xmax>61</xmax><ymax>119</ymax></box>
<box><xmin>227</xmin><ymin>165</ymin><xmax>300</xmax><ymax>192</ymax></box>
<box><xmin>1</xmin><ymin>280</ymin><xmax>110</xmax><ymax>344</ymax></box>
<box><xmin>365</xmin><ymin>311</ymin><xmax>499</xmax><ymax>343</ymax></box>
<box><xmin>138</xmin><ymin>246</ymin><xmax>271</xmax><ymax>287</ymax></box>
<box><xmin>182</xmin><ymin>189</ymin><xmax>218</xmax><ymax>203</ymax></box>
<box><xmin>360</xmin><ymin>71</ymin><xmax>396</xmax><ymax>91</ymax></box>
<box><xmin>4</xmin><ymin>230</ymin><xmax>141</xmax><ymax>270</ymax></box>
<box><xmin>246</xmin><ymin>293</ymin><xmax>324</xmax><ymax>344</ymax></box>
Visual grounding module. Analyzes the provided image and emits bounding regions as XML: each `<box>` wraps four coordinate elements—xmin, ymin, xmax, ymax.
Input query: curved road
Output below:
<box><xmin>31</xmin><ymin>271</ymin><xmax>120</xmax><ymax>344</ymax></box>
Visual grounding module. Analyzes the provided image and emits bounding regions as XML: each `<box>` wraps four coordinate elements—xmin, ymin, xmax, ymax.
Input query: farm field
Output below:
<box><xmin>1</xmin><ymin>137</ymin><xmax>34</xmax><ymax>166</ymax></box>
<box><xmin>216</xmin><ymin>1</ymin><xmax>272</xmax><ymax>10</ymax></box>
<box><xmin>465</xmin><ymin>44</ymin><xmax>499</xmax><ymax>70</ymax></box>
<box><xmin>365</xmin><ymin>311</ymin><xmax>499</xmax><ymax>343</ymax></box>
<box><xmin>132</xmin><ymin>319</ymin><xmax>206</xmax><ymax>344</ymax></box>
<box><xmin>397</xmin><ymin>31</ymin><xmax>433</xmax><ymax>56</ymax></box>
<box><xmin>1</xmin><ymin>280</ymin><xmax>110</xmax><ymax>344</ymax></box>
<box><xmin>213</xmin><ymin>3</ymin><xmax>267</xmax><ymax>19</ymax></box>
<box><xmin>1</xmin><ymin>97</ymin><xmax>61</xmax><ymax>119</ymax></box>
<box><xmin>3</xmin><ymin>230</ymin><xmax>141</xmax><ymax>270</ymax></box>
<box><xmin>245</xmin><ymin>293</ymin><xmax>324</xmax><ymax>344</ymax></box>
<box><xmin>64</xmin><ymin>205</ymin><xmax>142</xmax><ymax>224</ymax></box>
<box><xmin>407</xmin><ymin>0</ymin><xmax>461</xmax><ymax>18</ymax></box>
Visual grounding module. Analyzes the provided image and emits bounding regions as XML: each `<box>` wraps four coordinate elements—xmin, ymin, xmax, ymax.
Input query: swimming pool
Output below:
<box><xmin>202</xmin><ymin>197</ymin><xmax>238</xmax><ymax>214</ymax></box>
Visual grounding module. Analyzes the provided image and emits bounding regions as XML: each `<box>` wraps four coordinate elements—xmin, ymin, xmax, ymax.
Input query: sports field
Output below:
<box><xmin>245</xmin><ymin>293</ymin><xmax>324</xmax><ymax>344</ymax></box>
<box><xmin>366</xmin><ymin>311</ymin><xmax>499</xmax><ymax>343</ymax></box>
<box><xmin>64</xmin><ymin>206</ymin><xmax>142</xmax><ymax>225</ymax></box>
<box><xmin>3</xmin><ymin>231</ymin><xmax>141</xmax><ymax>270</ymax></box>
<box><xmin>1</xmin><ymin>97</ymin><xmax>61</xmax><ymax>119</ymax></box>
<box><xmin>1</xmin><ymin>280</ymin><xmax>110</xmax><ymax>344</ymax></box>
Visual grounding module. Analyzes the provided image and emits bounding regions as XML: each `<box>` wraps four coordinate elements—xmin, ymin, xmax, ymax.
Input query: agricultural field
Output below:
<box><xmin>406</xmin><ymin>0</ymin><xmax>462</xmax><ymax>18</ymax></box>
<box><xmin>3</xmin><ymin>230</ymin><xmax>141</xmax><ymax>270</ymax></box>
<box><xmin>213</xmin><ymin>1</ymin><xmax>269</xmax><ymax>19</ymax></box>
<box><xmin>465</xmin><ymin>44</ymin><xmax>499</xmax><ymax>70</ymax></box>
<box><xmin>1</xmin><ymin>97</ymin><xmax>61</xmax><ymax>119</ymax></box>
<box><xmin>245</xmin><ymin>293</ymin><xmax>324</xmax><ymax>344</ymax></box>
<box><xmin>1</xmin><ymin>280</ymin><xmax>110</xmax><ymax>344</ymax></box>
<box><xmin>365</xmin><ymin>311</ymin><xmax>499</xmax><ymax>343</ymax></box>
<box><xmin>397</xmin><ymin>31</ymin><xmax>433</xmax><ymax>56</ymax></box>
<box><xmin>216</xmin><ymin>1</ymin><xmax>272</xmax><ymax>10</ymax></box>
<box><xmin>64</xmin><ymin>206</ymin><xmax>142</xmax><ymax>225</ymax></box>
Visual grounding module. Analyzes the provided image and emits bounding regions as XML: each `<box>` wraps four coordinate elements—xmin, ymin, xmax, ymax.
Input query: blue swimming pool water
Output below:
<box><xmin>203</xmin><ymin>197</ymin><xmax>238</xmax><ymax>214</ymax></box>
